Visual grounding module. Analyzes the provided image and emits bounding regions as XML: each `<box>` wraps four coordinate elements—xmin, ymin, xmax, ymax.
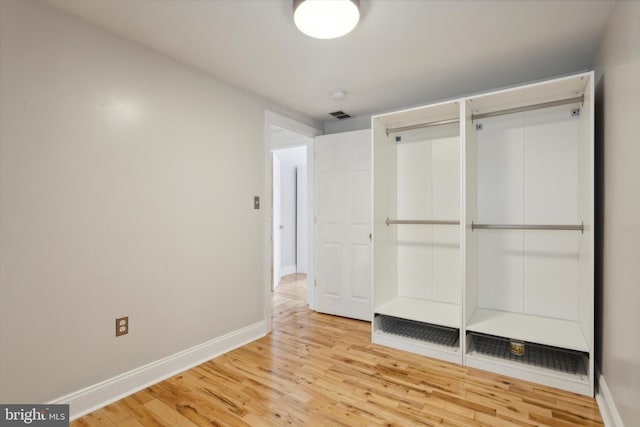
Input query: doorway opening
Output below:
<box><xmin>263</xmin><ymin>111</ymin><xmax>321</xmax><ymax>333</ymax></box>
<box><xmin>272</xmin><ymin>142</ymin><xmax>308</xmax><ymax>290</ymax></box>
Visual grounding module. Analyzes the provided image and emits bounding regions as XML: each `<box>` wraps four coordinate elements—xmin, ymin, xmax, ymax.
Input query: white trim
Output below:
<box><xmin>264</xmin><ymin>110</ymin><xmax>321</xmax><ymax>329</ymax></box>
<box><xmin>51</xmin><ymin>321</ymin><xmax>267</xmax><ymax>421</ymax></box>
<box><xmin>596</xmin><ymin>368</ymin><xmax>625</xmax><ymax>427</ymax></box>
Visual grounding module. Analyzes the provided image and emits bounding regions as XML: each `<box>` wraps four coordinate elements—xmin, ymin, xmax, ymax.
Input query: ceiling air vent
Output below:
<box><xmin>329</xmin><ymin>111</ymin><xmax>351</xmax><ymax>120</ymax></box>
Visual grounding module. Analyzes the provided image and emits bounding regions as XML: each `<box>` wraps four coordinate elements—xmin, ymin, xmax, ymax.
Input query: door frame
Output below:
<box><xmin>263</xmin><ymin>111</ymin><xmax>321</xmax><ymax>333</ymax></box>
<box><xmin>271</xmin><ymin>153</ymin><xmax>281</xmax><ymax>292</ymax></box>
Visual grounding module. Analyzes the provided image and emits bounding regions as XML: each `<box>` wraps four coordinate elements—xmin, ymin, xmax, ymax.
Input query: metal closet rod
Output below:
<box><xmin>384</xmin><ymin>94</ymin><xmax>583</xmax><ymax>136</ymax></box>
<box><xmin>386</xmin><ymin>218</ymin><xmax>460</xmax><ymax>226</ymax></box>
<box><xmin>471</xmin><ymin>222</ymin><xmax>584</xmax><ymax>233</ymax></box>
<box><xmin>385</xmin><ymin>118</ymin><xmax>460</xmax><ymax>136</ymax></box>
<box><xmin>471</xmin><ymin>95</ymin><xmax>584</xmax><ymax>122</ymax></box>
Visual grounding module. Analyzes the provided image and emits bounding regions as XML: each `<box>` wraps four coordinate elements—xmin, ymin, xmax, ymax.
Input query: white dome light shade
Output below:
<box><xmin>294</xmin><ymin>0</ymin><xmax>360</xmax><ymax>39</ymax></box>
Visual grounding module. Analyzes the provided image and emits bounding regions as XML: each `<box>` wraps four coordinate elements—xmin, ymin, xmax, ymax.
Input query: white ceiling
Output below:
<box><xmin>43</xmin><ymin>0</ymin><xmax>614</xmax><ymax>123</ymax></box>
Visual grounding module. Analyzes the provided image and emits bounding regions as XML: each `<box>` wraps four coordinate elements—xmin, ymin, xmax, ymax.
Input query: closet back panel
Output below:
<box><xmin>523</xmin><ymin>105</ymin><xmax>581</xmax><ymax>320</ymax></box>
<box><xmin>476</xmin><ymin>106</ymin><xmax>581</xmax><ymax>320</ymax></box>
<box><xmin>523</xmin><ymin>106</ymin><xmax>579</xmax><ymax>222</ymax></box>
<box><xmin>477</xmin><ymin>113</ymin><xmax>525</xmax><ymax>312</ymax></box>
<box><xmin>396</xmin><ymin>125</ymin><xmax>460</xmax><ymax>304</ymax></box>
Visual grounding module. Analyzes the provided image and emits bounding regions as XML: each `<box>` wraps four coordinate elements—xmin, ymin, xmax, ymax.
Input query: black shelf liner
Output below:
<box><xmin>377</xmin><ymin>314</ymin><xmax>459</xmax><ymax>348</ymax></box>
<box><xmin>469</xmin><ymin>333</ymin><xmax>587</xmax><ymax>376</ymax></box>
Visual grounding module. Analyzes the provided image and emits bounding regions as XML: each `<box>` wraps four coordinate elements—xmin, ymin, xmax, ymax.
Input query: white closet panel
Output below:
<box><xmin>432</xmin><ymin>137</ymin><xmax>459</xmax><ymax>218</ymax></box>
<box><xmin>523</xmin><ymin>106</ymin><xmax>579</xmax><ymax>223</ymax></box>
<box><xmin>523</xmin><ymin>232</ymin><xmax>579</xmax><ymax>320</ymax></box>
<box><xmin>396</xmin><ymin>129</ymin><xmax>460</xmax><ymax>303</ymax></box>
<box><xmin>432</xmin><ymin>227</ymin><xmax>460</xmax><ymax>304</ymax></box>
<box><xmin>397</xmin><ymin>139</ymin><xmax>433</xmax><ymax>218</ymax></box>
<box><xmin>476</xmin><ymin>106</ymin><xmax>582</xmax><ymax>318</ymax></box>
<box><xmin>520</xmin><ymin>105</ymin><xmax>580</xmax><ymax>320</ymax></box>
<box><xmin>477</xmin><ymin>231</ymin><xmax>524</xmax><ymax>312</ymax></box>
<box><xmin>477</xmin><ymin>114</ymin><xmax>523</xmax><ymax>223</ymax></box>
<box><xmin>477</xmin><ymin>113</ymin><xmax>524</xmax><ymax>312</ymax></box>
<box><xmin>397</xmin><ymin>138</ymin><xmax>433</xmax><ymax>299</ymax></box>
<box><xmin>432</xmin><ymin>136</ymin><xmax>460</xmax><ymax>304</ymax></box>
<box><xmin>397</xmin><ymin>237</ymin><xmax>433</xmax><ymax>299</ymax></box>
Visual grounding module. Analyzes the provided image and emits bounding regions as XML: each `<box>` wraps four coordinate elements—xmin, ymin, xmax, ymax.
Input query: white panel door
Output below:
<box><xmin>315</xmin><ymin>129</ymin><xmax>371</xmax><ymax>321</ymax></box>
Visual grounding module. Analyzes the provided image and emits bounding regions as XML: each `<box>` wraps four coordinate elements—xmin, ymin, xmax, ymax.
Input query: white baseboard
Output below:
<box><xmin>596</xmin><ymin>367</ymin><xmax>625</xmax><ymax>427</ymax></box>
<box><xmin>49</xmin><ymin>320</ymin><xmax>267</xmax><ymax>421</ymax></box>
<box><xmin>281</xmin><ymin>265</ymin><xmax>297</xmax><ymax>276</ymax></box>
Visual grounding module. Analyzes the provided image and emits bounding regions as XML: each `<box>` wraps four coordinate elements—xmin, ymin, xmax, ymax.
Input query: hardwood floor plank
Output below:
<box><xmin>80</xmin><ymin>412</ymin><xmax>119</xmax><ymax>427</ymax></box>
<box><xmin>71</xmin><ymin>277</ymin><xmax>603</xmax><ymax>426</ymax></box>
<box><xmin>143</xmin><ymin>399</ymin><xmax>198</xmax><ymax>427</ymax></box>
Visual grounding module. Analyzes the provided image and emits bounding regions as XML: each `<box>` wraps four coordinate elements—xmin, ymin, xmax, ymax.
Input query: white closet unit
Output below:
<box><xmin>370</xmin><ymin>71</ymin><xmax>594</xmax><ymax>396</ymax></box>
<box><xmin>372</xmin><ymin>100</ymin><xmax>463</xmax><ymax>364</ymax></box>
<box><xmin>464</xmin><ymin>72</ymin><xmax>594</xmax><ymax>396</ymax></box>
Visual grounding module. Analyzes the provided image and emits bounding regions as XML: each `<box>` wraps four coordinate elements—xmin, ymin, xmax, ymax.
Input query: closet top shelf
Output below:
<box><xmin>466</xmin><ymin>72</ymin><xmax>591</xmax><ymax>117</ymax></box>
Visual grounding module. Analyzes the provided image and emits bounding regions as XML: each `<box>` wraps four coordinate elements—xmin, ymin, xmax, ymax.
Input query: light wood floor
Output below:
<box><xmin>72</xmin><ymin>276</ymin><xmax>603</xmax><ymax>426</ymax></box>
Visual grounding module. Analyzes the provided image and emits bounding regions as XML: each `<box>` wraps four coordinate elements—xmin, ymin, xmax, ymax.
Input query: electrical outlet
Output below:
<box><xmin>116</xmin><ymin>316</ymin><xmax>128</xmax><ymax>337</ymax></box>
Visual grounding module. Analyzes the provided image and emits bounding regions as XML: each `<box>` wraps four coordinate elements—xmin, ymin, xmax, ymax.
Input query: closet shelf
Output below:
<box><xmin>375</xmin><ymin>296</ymin><xmax>460</xmax><ymax>329</ymax></box>
<box><xmin>386</xmin><ymin>217</ymin><xmax>460</xmax><ymax>226</ymax></box>
<box><xmin>466</xmin><ymin>309</ymin><xmax>589</xmax><ymax>352</ymax></box>
<box><xmin>471</xmin><ymin>222</ymin><xmax>584</xmax><ymax>233</ymax></box>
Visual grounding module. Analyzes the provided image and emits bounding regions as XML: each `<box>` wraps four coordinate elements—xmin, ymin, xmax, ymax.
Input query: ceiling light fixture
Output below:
<box><xmin>293</xmin><ymin>0</ymin><xmax>360</xmax><ymax>40</ymax></box>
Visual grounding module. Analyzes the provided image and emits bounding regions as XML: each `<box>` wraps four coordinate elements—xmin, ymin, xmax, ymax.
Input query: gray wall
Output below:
<box><xmin>594</xmin><ymin>0</ymin><xmax>640</xmax><ymax>425</ymax></box>
<box><xmin>0</xmin><ymin>0</ymin><xmax>318</xmax><ymax>404</ymax></box>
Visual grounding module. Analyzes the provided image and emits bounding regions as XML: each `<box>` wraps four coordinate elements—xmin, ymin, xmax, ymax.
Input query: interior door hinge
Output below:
<box><xmin>314</xmin><ymin>279</ymin><xmax>317</xmax><ymax>288</ymax></box>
